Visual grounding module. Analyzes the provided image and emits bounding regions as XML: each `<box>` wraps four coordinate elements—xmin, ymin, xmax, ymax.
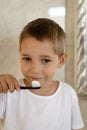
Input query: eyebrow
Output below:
<box><xmin>21</xmin><ymin>54</ymin><xmax>53</xmax><ymax>59</ymax></box>
<box><xmin>21</xmin><ymin>54</ymin><xmax>30</xmax><ymax>56</ymax></box>
<box><xmin>40</xmin><ymin>55</ymin><xmax>53</xmax><ymax>59</ymax></box>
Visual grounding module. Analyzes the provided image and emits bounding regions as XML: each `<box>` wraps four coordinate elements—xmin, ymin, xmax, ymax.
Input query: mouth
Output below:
<box><xmin>30</xmin><ymin>77</ymin><xmax>42</xmax><ymax>81</ymax></box>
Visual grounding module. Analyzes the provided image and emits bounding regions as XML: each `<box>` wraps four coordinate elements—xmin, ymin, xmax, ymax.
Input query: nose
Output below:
<box><xmin>30</xmin><ymin>62</ymin><xmax>41</xmax><ymax>73</ymax></box>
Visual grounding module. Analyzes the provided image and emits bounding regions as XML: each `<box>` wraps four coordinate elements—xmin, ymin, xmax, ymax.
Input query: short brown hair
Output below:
<box><xmin>19</xmin><ymin>18</ymin><xmax>65</xmax><ymax>57</ymax></box>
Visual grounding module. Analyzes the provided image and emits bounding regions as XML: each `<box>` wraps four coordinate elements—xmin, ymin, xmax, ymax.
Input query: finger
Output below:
<box><xmin>9</xmin><ymin>75</ymin><xmax>20</xmax><ymax>91</ymax></box>
<box><xmin>0</xmin><ymin>78</ymin><xmax>9</xmax><ymax>93</ymax></box>
<box><xmin>2</xmin><ymin>82</ymin><xmax>8</xmax><ymax>93</ymax></box>
<box><xmin>0</xmin><ymin>83</ymin><xmax>3</xmax><ymax>93</ymax></box>
<box><xmin>4</xmin><ymin>75</ymin><xmax>16</xmax><ymax>93</ymax></box>
<box><xmin>0</xmin><ymin>74</ymin><xmax>19</xmax><ymax>93</ymax></box>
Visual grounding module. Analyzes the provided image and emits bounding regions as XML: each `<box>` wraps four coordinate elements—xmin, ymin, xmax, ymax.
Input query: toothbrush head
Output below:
<box><xmin>20</xmin><ymin>80</ymin><xmax>41</xmax><ymax>89</ymax></box>
<box><xmin>32</xmin><ymin>81</ymin><xmax>41</xmax><ymax>88</ymax></box>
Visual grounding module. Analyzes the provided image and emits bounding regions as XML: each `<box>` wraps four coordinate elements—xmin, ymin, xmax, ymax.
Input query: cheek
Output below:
<box><xmin>45</xmin><ymin>67</ymin><xmax>57</xmax><ymax>78</ymax></box>
<box><xmin>20</xmin><ymin>63</ymin><xmax>28</xmax><ymax>76</ymax></box>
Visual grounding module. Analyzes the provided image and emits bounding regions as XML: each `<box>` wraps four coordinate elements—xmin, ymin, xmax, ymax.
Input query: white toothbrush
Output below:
<box><xmin>20</xmin><ymin>81</ymin><xmax>41</xmax><ymax>89</ymax></box>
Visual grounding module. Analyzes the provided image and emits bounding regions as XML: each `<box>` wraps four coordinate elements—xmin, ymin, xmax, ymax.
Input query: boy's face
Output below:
<box><xmin>20</xmin><ymin>37</ymin><xmax>66</xmax><ymax>87</ymax></box>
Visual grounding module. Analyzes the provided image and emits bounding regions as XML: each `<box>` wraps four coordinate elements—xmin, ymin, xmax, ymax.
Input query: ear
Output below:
<box><xmin>57</xmin><ymin>53</ymin><xmax>67</xmax><ymax>68</ymax></box>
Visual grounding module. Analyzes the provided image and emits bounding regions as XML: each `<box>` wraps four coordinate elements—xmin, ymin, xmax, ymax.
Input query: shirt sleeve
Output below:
<box><xmin>0</xmin><ymin>93</ymin><xmax>6</xmax><ymax>119</ymax></box>
<box><xmin>71</xmin><ymin>93</ymin><xmax>84</xmax><ymax>129</ymax></box>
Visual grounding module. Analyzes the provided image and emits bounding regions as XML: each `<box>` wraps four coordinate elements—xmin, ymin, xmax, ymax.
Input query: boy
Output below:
<box><xmin>0</xmin><ymin>18</ymin><xmax>84</xmax><ymax>130</ymax></box>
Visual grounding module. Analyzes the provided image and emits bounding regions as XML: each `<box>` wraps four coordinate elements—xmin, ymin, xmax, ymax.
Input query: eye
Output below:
<box><xmin>22</xmin><ymin>57</ymin><xmax>31</xmax><ymax>62</ymax></box>
<box><xmin>41</xmin><ymin>59</ymin><xmax>51</xmax><ymax>63</ymax></box>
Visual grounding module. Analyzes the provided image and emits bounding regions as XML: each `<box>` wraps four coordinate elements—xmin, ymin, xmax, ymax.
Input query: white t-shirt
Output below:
<box><xmin>0</xmin><ymin>80</ymin><xmax>84</xmax><ymax>130</ymax></box>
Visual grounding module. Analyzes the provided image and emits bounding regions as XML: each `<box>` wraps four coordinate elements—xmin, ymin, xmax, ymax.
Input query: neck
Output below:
<box><xmin>23</xmin><ymin>79</ymin><xmax>59</xmax><ymax>96</ymax></box>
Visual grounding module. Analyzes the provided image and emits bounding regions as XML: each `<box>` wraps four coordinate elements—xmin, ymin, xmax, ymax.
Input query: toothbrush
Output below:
<box><xmin>20</xmin><ymin>81</ymin><xmax>41</xmax><ymax>89</ymax></box>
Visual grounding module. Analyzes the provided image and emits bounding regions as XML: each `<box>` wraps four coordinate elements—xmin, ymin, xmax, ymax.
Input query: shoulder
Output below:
<box><xmin>60</xmin><ymin>81</ymin><xmax>75</xmax><ymax>90</ymax></box>
<box><xmin>59</xmin><ymin>81</ymin><xmax>78</xmax><ymax>101</ymax></box>
<box><xmin>60</xmin><ymin>81</ymin><xmax>76</xmax><ymax>93</ymax></box>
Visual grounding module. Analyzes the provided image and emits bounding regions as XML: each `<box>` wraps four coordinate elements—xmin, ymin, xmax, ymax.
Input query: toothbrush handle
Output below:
<box><xmin>20</xmin><ymin>86</ymin><xmax>41</xmax><ymax>89</ymax></box>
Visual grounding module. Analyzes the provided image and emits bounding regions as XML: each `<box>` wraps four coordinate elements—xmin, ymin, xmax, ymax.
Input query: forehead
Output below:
<box><xmin>20</xmin><ymin>37</ymin><xmax>55</xmax><ymax>54</ymax></box>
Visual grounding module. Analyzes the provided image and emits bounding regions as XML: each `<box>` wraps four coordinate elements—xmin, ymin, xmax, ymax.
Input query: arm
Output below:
<box><xmin>0</xmin><ymin>74</ymin><xmax>20</xmax><ymax>93</ymax></box>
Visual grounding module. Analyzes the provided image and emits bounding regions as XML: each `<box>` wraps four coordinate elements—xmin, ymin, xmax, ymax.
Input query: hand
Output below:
<box><xmin>0</xmin><ymin>74</ymin><xmax>20</xmax><ymax>93</ymax></box>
